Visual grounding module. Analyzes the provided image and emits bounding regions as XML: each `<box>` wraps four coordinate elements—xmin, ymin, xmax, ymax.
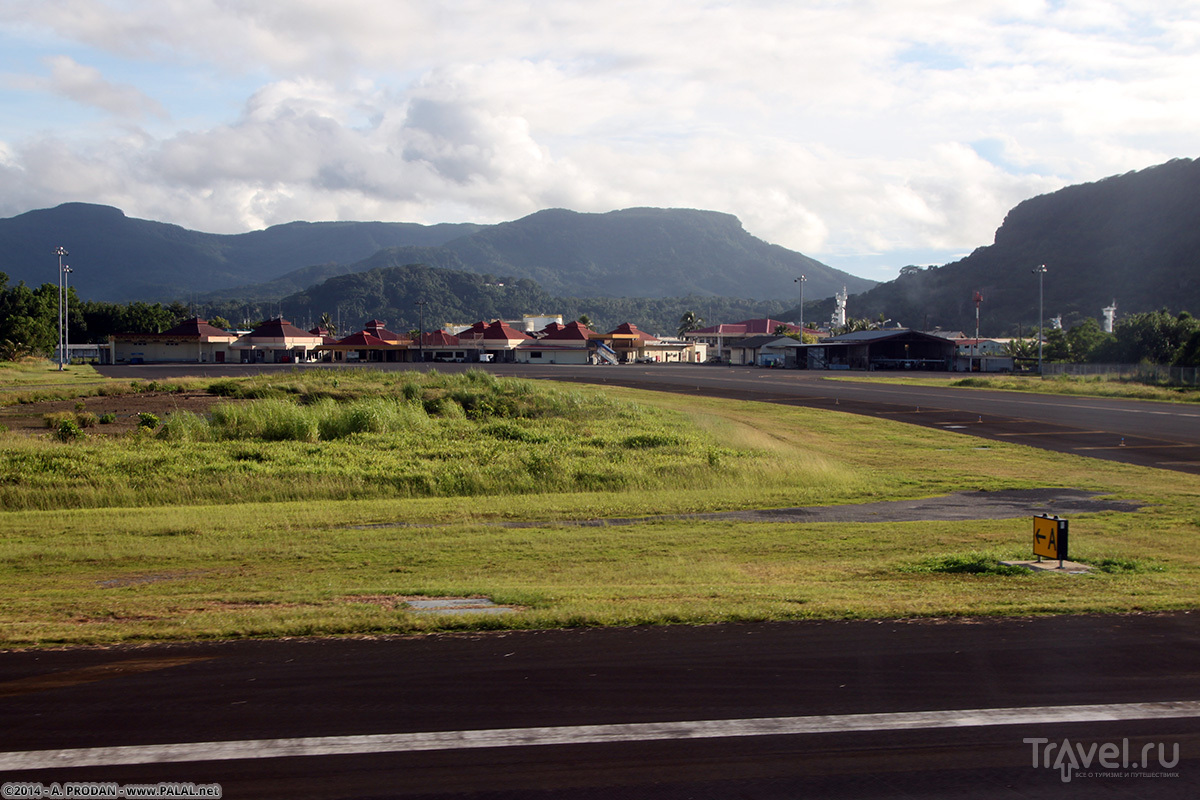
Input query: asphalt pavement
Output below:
<box><xmin>1</xmin><ymin>614</ymin><xmax>1198</xmax><ymax>798</ymax></box>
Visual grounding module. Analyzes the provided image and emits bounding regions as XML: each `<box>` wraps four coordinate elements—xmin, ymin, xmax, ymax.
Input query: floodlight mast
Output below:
<box><xmin>63</xmin><ymin>265</ymin><xmax>73</xmax><ymax>367</ymax></box>
<box><xmin>1033</xmin><ymin>264</ymin><xmax>1047</xmax><ymax>375</ymax></box>
<box><xmin>54</xmin><ymin>247</ymin><xmax>68</xmax><ymax>370</ymax></box>
<box><xmin>794</xmin><ymin>275</ymin><xmax>806</xmax><ymax>332</ymax></box>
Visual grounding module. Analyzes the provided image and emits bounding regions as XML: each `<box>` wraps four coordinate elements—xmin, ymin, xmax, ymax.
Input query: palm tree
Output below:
<box><xmin>319</xmin><ymin>312</ymin><xmax>337</xmax><ymax>337</ymax></box>
<box><xmin>677</xmin><ymin>311</ymin><xmax>703</xmax><ymax>338</ymax></box>
<box><xmin>577</xmin><ymin>314</ymin><xmax>592</xmax><ymax>329</ymax></box>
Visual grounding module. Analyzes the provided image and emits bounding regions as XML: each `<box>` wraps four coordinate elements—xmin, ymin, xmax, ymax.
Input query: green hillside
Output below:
<box><xmin>201</xmin><ymin>261</ymin><xmax>789</xmax><ymax>338</ymax></box>
<box><xmin>0</xmin><ymin>203</ymin><xmax>480</xmax><ymax>302</ymax></box>
<box><xmin>840</xmin><ymin>158</ymin><xmax>1200</xmax><ymax>332</ymax></box>
<box><xmin>0</xmin><ymin>204</ymin><xmax>866</xmax><ymax>305</ymax></box>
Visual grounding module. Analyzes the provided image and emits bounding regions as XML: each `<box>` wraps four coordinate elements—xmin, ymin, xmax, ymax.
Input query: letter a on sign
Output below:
<box><xmin>1033</xmin><ymin>516</ymin><xmax>1069</xmax><ymax>560</ymax></box>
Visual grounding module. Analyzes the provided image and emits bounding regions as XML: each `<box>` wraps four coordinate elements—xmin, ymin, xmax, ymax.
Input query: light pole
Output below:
<box><xmin>1033</xmin><ymin>264</ymin><xmax>1047</xmax><ymax>375</ymax></box>
<box><xmin>63</xmin><ymin>264</ymin><xmax>73</xmax><ymax>368</ymax></box>
<box><xmin>794</xmin><ymin>275</ymin><xmax>806</xmax><ymax>332</ymax></box>
<box><xmin>54</xmin><ymin>247</ymin><xmax>68</xmax><ymax>370</ymax></box>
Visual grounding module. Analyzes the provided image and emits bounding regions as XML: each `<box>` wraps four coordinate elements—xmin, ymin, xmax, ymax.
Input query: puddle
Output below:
<box><xmin>405</xmin><ymin>597</ymin><xmax>522</xmax><ymax>615</ymax></box>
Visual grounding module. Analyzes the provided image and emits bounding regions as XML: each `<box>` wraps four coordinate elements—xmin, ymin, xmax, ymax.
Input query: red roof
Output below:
<box><xmin>333</xmin><ymin>331</ymin><xmax>392</xmax><ymax>347</ymax></box>
<box><xmin>541</xmin><ymin>321</ymin><xmax>593</xmax><ymax>341</ymax></box>
<box><xmin>459</xmin><ymin>321</ymin><xmax>489</xmax><ymax>339</ymax></box>
<box><xmin>161</xmin><ymin>317</ymin><xmax>233</xmax><ymax>338</ymax></box>
<box><xmin>363</xmin><ymin>320</ymin><xmax>405</xmax><ymax>341</ymax></box>
<box><xmin>481</xmin><ymin>320</ymin><xmax>531</xmax><ymax>341</ymax></box>
<box><xmin>420</xmin><ymin>330</ymin><xmax>461</xmax><ymax>346</ymax></box>
<box><xmin>245</xmin><ymin>317</ymin><xmax>320</xmax><ymax>339</ymax></box>
<box><xmin>607</xmin><ymin>322</ymin><xmax>658</xmax><ymax>343</ymax></box>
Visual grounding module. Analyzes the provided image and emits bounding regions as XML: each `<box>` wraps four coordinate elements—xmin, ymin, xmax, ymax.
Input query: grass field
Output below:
<box><xmin>1</xmin><ymin>365</ymin><xmax>1198</xmax><ymax>648</ymax></box>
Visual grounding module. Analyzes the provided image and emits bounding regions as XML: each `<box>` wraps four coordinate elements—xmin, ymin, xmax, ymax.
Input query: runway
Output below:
<box><xmin>1</xmin><ymin>614</ymin><xmax>1197</xmax><ymax>797</ymax></box>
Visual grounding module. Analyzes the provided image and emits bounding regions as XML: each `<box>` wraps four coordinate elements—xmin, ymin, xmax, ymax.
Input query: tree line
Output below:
<box><xmin>0</xmin><ymin>272</ymin><xmax>198</xmax><ymax>360</ymax></box>
<box><xmin>1004</xmin><ymin>310</ymin><xmax>1200</xmax><ymax>367</ymax></box>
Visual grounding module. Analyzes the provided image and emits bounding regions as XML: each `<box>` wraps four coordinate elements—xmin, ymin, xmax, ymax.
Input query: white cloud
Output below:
<box><xmin>0</xmin><ymin>0</ymin><xmax>1197</xmax><ymax>280</ymax></box>
<box><xmin>3</xmin><ymin>54</ymin><xmax>167</xmax><ymax>119</ymax></box>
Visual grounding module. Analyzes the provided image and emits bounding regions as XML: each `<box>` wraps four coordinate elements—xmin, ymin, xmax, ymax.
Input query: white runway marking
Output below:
<box><xmin>2</xmin><ymin>700</ymin><xmax>1199</xmax><ymax>771</ymax></box>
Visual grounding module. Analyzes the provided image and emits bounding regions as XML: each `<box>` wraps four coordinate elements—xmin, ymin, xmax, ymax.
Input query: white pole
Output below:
<box><xmin>1033</xmin><ymin>264</ymin><xmax>1047</xmax><ymax>375</ymax></box>
<box><xmin>63</xmin><ymin>265</ymin><xmax>73</xmax><ymax>367</ymax></box>
<box><xmin>54</xmin><ymin>247</ymin><xmax>68</xmax><ymax>370</ymax></box>
<box><xmin>794</xmin><ymin>275</ymin><xmax>806</xmax><ymax>332</ymax></box>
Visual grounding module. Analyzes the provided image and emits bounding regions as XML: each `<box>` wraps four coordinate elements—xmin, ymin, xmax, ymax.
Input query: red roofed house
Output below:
<box><xmin>413</xmin><ymin>329</ymin><xmax>475</xmax><ymax>363</ymax></box>
<box><xmin>231</xmin><ymin>317</ymin><xmax>325</xmax><ymax>363</ymax></box>
<box><xmin>605</xmin><ymin>322</ymin><xmax>658</xmax><ymax>362</ymax></box>
<box><xmin>314</xmin><ymin>319</ymin><xmax>414</xmax><ymax>362</ymax></box>
<box><xmin>363</xmin><ymin>320</ymin><xmax>406</xmax><ymax>342</ymax></box>
<box><xmin>516</xmin><ymin>320</ymin><xmax>594</xmax><ymax>364</ymax></box>
<box><xmin>680</xmin><ymin>318</ymin><xmax>803</xmax><ymax>363</ymax></box>
<box><xmin>108</xmin><ymin>317</ymin><xmax>238</xmax><ymax>364</ymax></box>
<box><xmin>476</xmin><ymin>320</ymin><xmax>531</xmax><ymax>362</ymax></box>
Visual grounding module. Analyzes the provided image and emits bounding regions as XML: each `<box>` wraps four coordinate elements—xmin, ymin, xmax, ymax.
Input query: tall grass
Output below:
<box><xmin>0</xmin><ymin>371</ymin><xmax>800</xmax><ymax>511</ymax></box>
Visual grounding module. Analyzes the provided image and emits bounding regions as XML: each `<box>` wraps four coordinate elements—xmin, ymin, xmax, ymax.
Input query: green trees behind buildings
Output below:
<box><xmin>1043</xmin><ymin>310</ymin><xmax>1200</xmax><ymax>365</ymax></box>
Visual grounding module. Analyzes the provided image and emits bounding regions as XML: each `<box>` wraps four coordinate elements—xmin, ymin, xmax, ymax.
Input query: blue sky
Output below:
<box><xmin>2</xmin><ymin>1</ymin><xmax>1198</xmax><ymax>283</ymax></box>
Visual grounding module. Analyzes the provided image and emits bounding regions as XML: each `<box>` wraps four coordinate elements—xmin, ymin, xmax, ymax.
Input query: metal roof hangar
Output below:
<box><xmin>806</xmin><ymin>330</ymin><xmax>955</xmax><ymax>371</ymax></box>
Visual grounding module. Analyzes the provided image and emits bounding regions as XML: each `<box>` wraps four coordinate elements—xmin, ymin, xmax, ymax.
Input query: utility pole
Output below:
<box><xmin>54</xmin><ymin>247</ymin><xmax>68</xmax><ymax>370</ymax></box>
<box><xmin>1033</xmin><ymin>264</ymin><xmax>1047</xmax><ymax>375</ymax></box>
<box><xmin>794</xmin><ymin>275</ymin><xmax>806</xmax><ymax>332</ymax></box>
<box><xmin>973</xmin><ymin>291</ymin><xmax>982</xmax><ymax>372</ymax></box>
<box><xmin>63</xmin><ymin>264</ymin><xmax>73</xmax><ymax>367</ymax></box>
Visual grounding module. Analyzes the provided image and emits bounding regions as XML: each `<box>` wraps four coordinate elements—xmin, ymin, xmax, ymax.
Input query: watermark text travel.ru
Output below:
<box><xmin>1024</xmin><ymin>737</ymin><xmax>1180</xmax><ymax>783</ymax></box>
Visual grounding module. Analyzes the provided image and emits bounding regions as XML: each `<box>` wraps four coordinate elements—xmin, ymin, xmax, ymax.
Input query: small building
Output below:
<box><xmin>109</xmin><ymin>317</ymin><xmax>238</xmax><ymax>364</ymax></box>
<box><xmin>231</xmin><ymin>318</ymin><xmax>325</xmax><ymax>364</ymax></box>
<box><xmin>516</xmin><ymin>321</ymin><xmax>594</xmax><ymax>365</ymax></box>
<box><xmin>460</xmin><ymin>320</ymin><xmax>532</xmax><ymax>363</ymax></box>
<box><xmin>415</xmin><ymin>329</ymin><xmax>474</xmax><ymax>363</ymax></box>
<box><xmin>605</xmin><ymin>323</ymin><xmax>658</xmax><ymax>363</ymax></box>
<box><xmin>681</xmin><ymin>318</ymin><xmax>804</xmax><ymax>363</ymax></box>
<box><xmin>952</xmin><ymin>338</ymin><xmax>1015</xmax><ymax>373</ymax></box>
<box><xmin>728</xmin><ymin>335</ymin><xmax>805</xmax><ymax>367</ymax></box>
<box><xmin>320</xmin><ymin>331</ymin><xmax>410</xmax><ymax>362</ymax></box>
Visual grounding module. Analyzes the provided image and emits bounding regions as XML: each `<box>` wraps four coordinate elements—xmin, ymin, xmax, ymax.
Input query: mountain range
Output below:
<box><xmin>832</xmin><ymin>157</ymin><xmax>1200</xmax><ymax>333</ymax></box>
<box><xmin>0</xmin><ymin>204</ymin><xmax>870</xmax><ymax>304</ymax></box>
<box><xmin>3</xmin><ymin>156</ymin><xmax>1197</xmax><ymax>335</ymax></box>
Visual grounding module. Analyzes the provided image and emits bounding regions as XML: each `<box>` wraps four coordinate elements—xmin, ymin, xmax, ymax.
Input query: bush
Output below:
<box><xmin>137</xmin><ymin>412</ymin><xmax>160</xmax><ymax>429</ymax></box>
<box><xmin>54</xmin><ymin>419</ymin><xmax>84</xmax><ymax>442</ymax></box>
<box><xmin>207</xmin><ymin>380</ymin><xmax>243</xmax><ymax>397</ymax></box>
<box><xmin>157</xmin><ymin>411</ymin><xmax>212</xmax><ymax>442</ymax></box>
<box><xmin>44</xmin><ymin>411</ymin><xmax>76</xmax><ymax>429</ymax></box>
<box><xmin>99</xmin><ymin>413</ymin><xmax>117</xmax><ymax>424</ymax></box>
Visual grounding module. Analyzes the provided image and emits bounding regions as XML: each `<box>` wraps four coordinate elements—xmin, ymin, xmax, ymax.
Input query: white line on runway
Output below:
<box><xmin>3</xmin><ymin>700</ymin><xmax>1199</xmax><ymax>771</ymax></box>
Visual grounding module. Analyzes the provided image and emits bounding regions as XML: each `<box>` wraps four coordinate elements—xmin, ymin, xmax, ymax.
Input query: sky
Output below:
<box><xmin>1</xmin><ymin>1</ymin><xmax>1198</xmax><ymax>282</ymax></box>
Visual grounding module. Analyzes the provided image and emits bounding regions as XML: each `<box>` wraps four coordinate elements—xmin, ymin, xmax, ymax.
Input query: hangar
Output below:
<box><xmin>805</xmin><ymin>329</ymin><xmax>955</xmax><ymax>371</ymax></box>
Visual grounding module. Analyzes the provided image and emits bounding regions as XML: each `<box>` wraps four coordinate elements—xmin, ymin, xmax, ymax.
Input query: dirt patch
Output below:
<box><xmin>480</xmin><ymin>489</ymin><xmax>1143</xmax><ymax>527</ymax></box>
<box><xmin>97</xmin><ymin>571</ymin><xmax>211</xmax><ymax>588</ymax></box>
<box><xmin>0</xmin><ymin>391</ymin><xmax>230</xmax><ymax>438</ymax></box>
